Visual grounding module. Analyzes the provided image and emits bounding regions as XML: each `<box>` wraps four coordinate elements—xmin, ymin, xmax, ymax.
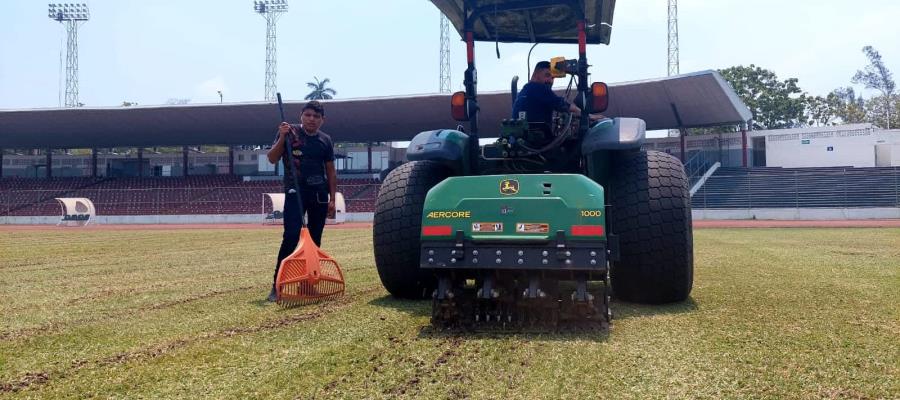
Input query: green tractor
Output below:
<box><xmin>374</xmin><ymin>0</ymin><xmax>692</xmax><ymax>329</ymax></box>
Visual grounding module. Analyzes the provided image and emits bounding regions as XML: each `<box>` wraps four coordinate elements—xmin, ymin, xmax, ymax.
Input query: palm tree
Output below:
<box><xmin>305</xmin><ymin>76</ymin><xmax>337</xmax><ymax>100</ymax></box>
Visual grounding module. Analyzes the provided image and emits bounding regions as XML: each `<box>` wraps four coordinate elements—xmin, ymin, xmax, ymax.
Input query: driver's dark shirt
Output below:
<box><xmin>511</xmin><ymin>82</ymin><xmax>571</xmax><ymax>126</ymax></box>
<box><xmin>273</xmin><ymin>125</ymin><xmax>335</xmax><ymax>192</ymax></box>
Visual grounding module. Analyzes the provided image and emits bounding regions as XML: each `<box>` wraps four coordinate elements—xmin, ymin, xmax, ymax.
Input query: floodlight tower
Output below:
<box><xmin>439</xmin><ymin>13</ymin><xmax>451</xmax><ymax>93</ymax></box>
<box><xmin>254</xmin><ymin>0</ymin><xmax>288</xmax><ymax>101</ymax></box>
<box><xmin>48</xmin><ymin>3</ymin><xmax>90</xmax><ymax>108</ymax></box>
<box><xmin>667</xmin><ymin>0</ymin><xmax>679</xmax><ymax>77</ymax></box>
<box><xmin>667</xmin><ymin>0</ymin><xmax>680</xmax><ymax>138</ymax></box>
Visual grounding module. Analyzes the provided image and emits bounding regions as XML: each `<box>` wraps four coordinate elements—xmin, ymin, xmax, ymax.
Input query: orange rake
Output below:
<box><xmin>275</xmin><ymin>227</ymin><xmax>345</xmax><ymax>307</ymax></box>
<box><xmin>274</xmin><ymin>92</ymin><xmax>345</xmax><ymax>307</ymax></box>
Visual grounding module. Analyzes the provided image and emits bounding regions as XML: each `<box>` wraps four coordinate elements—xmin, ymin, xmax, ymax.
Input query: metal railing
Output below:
<box><xmin>684</xmin><ymin>150</ymin><xmax>715</xmax><ymax>186</ymax></box>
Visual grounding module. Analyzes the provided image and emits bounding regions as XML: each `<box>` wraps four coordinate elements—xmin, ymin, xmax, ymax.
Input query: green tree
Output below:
<box><xmin>830</xmin><ymin>87</ymin><xmax>868</xmax><ymax>124</ymax></box>
<box><xmin>305</xmin><ymin>76</ymin><xmax>337</xmax><ymax>100</ymax></box>
<box><xmin>852</xmin><ymin>46</ymin><xmax>895</xmax><ymax>129</ymax></box>
<box><xmin>864</xmin><ymin>95</ymin><xmax>900</xmax><ymax>129</ymax></box>
<box><xmin>803</xmin><ymin>95</ymin><xmax>840</xmax><ymax>127</ymax></box>
<box><xmin>718</xmin><ymin>65</ymin><xmax>806</xmax><ymax>130</ymax></box>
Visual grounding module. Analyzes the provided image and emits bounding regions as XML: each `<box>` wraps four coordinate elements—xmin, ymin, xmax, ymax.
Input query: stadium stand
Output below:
<box><xmin>0</xmin><ymin>176</ymin><xmax>381</xmax><ymax>216</ymax></box>
<box><xmin>0</xmin><ymin>177</ymin><xmax>103</xmax><ymax>216</ymax></box>
<box><xmin>6</xmin><ymin>167</ymin><xmax>898</xmax><ymax>217</ymax></box>
<box><xmin>692</xmin><ymin>167</ymin><xmax>900</xmax><ymax>209</ymax></box>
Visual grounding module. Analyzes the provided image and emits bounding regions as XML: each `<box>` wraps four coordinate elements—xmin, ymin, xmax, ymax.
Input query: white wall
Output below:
<box><xmin>765</xmin><ymin>133</ymin><xmax>876</xmax><ymax>167</ymax></box>
<box><xmin>875</xmin><ymin>144</ymin><xmax>891</xmax><ymax>166</ymax></box>
<box><xmin>874</xmin><ymin>130</ymin><xmax>900</xmax><ymax>167</ymax></box>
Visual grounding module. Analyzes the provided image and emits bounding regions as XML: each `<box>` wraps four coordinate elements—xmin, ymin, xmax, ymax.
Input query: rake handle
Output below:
<box><xmin>276</xmin><ymin>92</ymin><xmax>306</xmax><ymax>228</ymax></box>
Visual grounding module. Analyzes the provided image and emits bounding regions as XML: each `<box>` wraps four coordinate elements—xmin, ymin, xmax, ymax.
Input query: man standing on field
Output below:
<box><xmin>265</xmin><ymin>100</ymin><xmax>337</xmax><ymax>302</ymax></box>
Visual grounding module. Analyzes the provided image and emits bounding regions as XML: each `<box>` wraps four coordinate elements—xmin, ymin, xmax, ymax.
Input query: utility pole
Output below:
<box><xmin>254</xmin><ymin>0</ymin><xmax>288</xmax><ymax>101</ymax></box>
<box><xmin>439</xmin><ymin>13</ymin><xmax>451</xmax><ymax>93</ymax></box>
<box><xmin>48</xmin><ymin>3</ymin><xmax>90</xmax><ymax>108</ymax></box>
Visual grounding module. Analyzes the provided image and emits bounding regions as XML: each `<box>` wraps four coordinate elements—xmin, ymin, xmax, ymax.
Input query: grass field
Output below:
<box><xmin>1</xmin><ymin>227</ymin><xmax>898</xmax><ymax>399</ymax></box>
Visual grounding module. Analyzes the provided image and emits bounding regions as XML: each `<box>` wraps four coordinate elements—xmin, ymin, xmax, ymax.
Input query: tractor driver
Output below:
<box><xmin>512</xmin><ymin>61</ymin><xmax>582</xmax><ymax>127</ymax></box>
<box><xmin>265</xmin><ymin>100</ymin><xmax>337</xmax><ymax>302</ymax></box>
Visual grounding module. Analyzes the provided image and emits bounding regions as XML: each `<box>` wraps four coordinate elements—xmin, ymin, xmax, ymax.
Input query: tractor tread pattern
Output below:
<box><xmin>373</xmin><ymin>161</ymin><xmax>450</xmax><ymax>299</ymax></box>
<box><xmin>609</xmin><ymin>150</ymin><xmax>693</xmax><ymax>303</ymax></box>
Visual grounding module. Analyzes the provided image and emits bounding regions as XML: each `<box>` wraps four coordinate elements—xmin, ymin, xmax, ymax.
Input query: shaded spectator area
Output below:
<box><xmin>692</xmin><ymin>166</ymin><xmax>900</xmax><ymax>209</ymax></box>
<box><xmin>0</xmin><ymin>176</ymin><xmax>381</xmax><ymax>216</ymax></box>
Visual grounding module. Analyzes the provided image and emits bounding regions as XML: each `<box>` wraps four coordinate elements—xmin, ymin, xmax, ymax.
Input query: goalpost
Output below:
<box><xmin>262</xmin><ymin>193</ymin><xmax>285</xmax><ymax>225</ymax></box>
<box><xmin>262</xmin><ymin>192</ymin><xmax>346</xmax><ymax>225</ymax></box>
<box><xmin>327</xmin><ymin>192</ymin><xmax>347</xmax><ymax>225</ymax></box>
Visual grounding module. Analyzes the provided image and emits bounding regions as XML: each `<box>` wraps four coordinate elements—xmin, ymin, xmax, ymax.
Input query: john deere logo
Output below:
<box><xmin>500</xmin><ymin>179</ymin><xmax>519</xmax><ymax>195</ymax></box>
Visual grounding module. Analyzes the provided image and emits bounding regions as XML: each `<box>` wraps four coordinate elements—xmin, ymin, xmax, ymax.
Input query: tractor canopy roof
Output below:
<box><xmin>431</xmin><ymin>0</ymin><xmax>616</xmax><ymax>45</ymax></box>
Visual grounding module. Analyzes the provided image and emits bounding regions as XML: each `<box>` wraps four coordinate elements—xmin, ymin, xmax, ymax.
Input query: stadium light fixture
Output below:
<box><xmin>48</xmin><ymin>3</ymin><xmax>90</xmax><ymax>21</ymax></box>
<box><xmin>253</xmin><ymin>0</ymin><xmax>288</xmax><ymax>101</ymax></box>
<box><xmin>253</xmin><ymin>0</ymin><xmax>288</xmax><ymax>14</ymax></box>
<box><xmin>49</xmin><ymin>3</ymin><xmax>90</xmax><ymax>108</ymax></box>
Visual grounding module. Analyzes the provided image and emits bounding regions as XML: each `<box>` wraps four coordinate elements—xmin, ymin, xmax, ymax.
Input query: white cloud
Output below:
<box><xmin>193</xmin><ymin>76</ymin><xmax>227</xmax><ymax>104</ymax></box>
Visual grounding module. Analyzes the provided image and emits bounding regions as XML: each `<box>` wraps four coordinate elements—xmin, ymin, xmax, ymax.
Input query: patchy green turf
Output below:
<box><xmin>1</xmin><ymin>227</ymin><xmax>898</xmax><ymax>399</ymax></box>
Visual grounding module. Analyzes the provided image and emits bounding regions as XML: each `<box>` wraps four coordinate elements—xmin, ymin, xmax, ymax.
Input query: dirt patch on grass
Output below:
<box><xmin>143</xmin><ymin>286</ymin><xmax>256</xmax><ymax>311</ymax></box>
<box><xmin>0</xmin><ymin>286</ymin><xmax>382</xmax><ymax>393</ymax></box>
<box><xmin>1</xmin><ymin>285</ymin><xmax>258</xmax><ymax>342</ymax></box>
<box><xmin>382</xmin><ymin>335</ymin><xmax>466</xmax><ymax>397</ymax></box>
<box><xmin>0</xmin><ymin>372</ymin><xmax>50</xmax><ymax>393</ymax></box>
<box><xmin>67</xmin><ymin>285</ymin><xmax>161</xmax><ymax>304</ymax></box>
<box><xmin>818</xmin><ymin>387</ymin><xmax>874</xmax><ymax>400</ymax></box>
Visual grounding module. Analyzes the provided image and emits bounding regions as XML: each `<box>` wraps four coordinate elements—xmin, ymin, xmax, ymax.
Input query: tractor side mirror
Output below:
<box><xmin>451</xmin><ymin>91</ymin><xmax>470</xmax><ymax>121</ymax></box>
<box><xmin>591</xmin><ymin>82</ymin><xmax>609</xmax><ymax>113</ymax></box>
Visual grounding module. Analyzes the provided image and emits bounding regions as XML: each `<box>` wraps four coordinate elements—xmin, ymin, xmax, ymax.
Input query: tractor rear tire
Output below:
<box><xmin>608</xmin><ymin>150</ymin><xmax>693</xmax><ymax>303</ymax></box>
<box><xmin>373</xmin><ymin>161</ymin><xmax>451</xmax><ymax>299</ymax></box>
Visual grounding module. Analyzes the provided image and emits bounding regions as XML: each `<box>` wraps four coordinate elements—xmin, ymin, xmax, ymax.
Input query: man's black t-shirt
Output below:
<box><xmin>511</xmin><ymin>82</ymin><xmax>571</xmax><ymax>126</ymax></box>
<box><xmin>275</xmin><ymin>125</ymin><xmax>335</xmax><ymax>192</ymax></box>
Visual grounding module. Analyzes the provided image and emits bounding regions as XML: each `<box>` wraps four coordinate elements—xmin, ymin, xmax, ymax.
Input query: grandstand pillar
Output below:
<box><xmin>0</xmin><ymin>149</ymin><xmax>3</xmax><ymax>177</ymax></box>
<box><xmin>741</xmin><ymin>124</ymin><xmax>748</xmax><ymax>167</ymax></box>
<box><xmin>679</xmin><ymin>129</ymin><xmax>686</xmax><ymax>162</ymax></box>
<box><xmin>183</xmin><ymin>146</ymin><xmax>189</xmax><ymax>176</ymax></box>
<box><xmin>367</xmin><ymin>143</ymin><xmax>372</xmax><ymax>173</ymax></box>
<box><xmin>91</xmin><ymin>148</ymin><xmax>98</xmax><ymax>177</ymax></box>
<box><xmin>228</xmin><ymin>146</ymin><xmax>235</xmax><ymax>175</ymax></box>
<box><xmin>46</xmin><ymin>148</ymin><xmax>52</xmax><ymax>178</ymax></box>
<box><xmin>717</xmin><ymin>132</ymin><xmax>724</xmax><ymax>164</ymax></box>
<box><xmin>137</xmin><ymin>148</ymin><xmax>144</xmax><ymax>177</ymax></box>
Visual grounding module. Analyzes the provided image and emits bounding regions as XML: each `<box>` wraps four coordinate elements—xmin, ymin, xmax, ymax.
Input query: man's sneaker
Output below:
<box><xmin>266</xmin><ymin>287</ymin><xmax>277</xmax><ymax>302</ymax></box>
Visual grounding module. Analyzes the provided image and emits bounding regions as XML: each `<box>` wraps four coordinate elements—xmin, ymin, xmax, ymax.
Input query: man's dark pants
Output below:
<box><xmin>272</xmin><ymin>189</ymin><xmax>328</xmax><ymax>286</ymax></box>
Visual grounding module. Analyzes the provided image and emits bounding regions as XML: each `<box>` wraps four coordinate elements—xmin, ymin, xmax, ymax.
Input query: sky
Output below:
<box><xmin>1</xmin><ymin>0</ymin><xmax>899</xmax><ymax>110</ymax></box>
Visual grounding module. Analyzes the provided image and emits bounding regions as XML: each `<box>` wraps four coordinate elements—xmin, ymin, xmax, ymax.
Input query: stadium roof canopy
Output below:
<box><xmin>0</xmin><ymin>70</ymin><xmax>751</xmax><ymax>149</ymax></box>
<box><xmin>431</xmin><ymin>0</ymin><xmax>617</xmax><ymax>45</ymax></box>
